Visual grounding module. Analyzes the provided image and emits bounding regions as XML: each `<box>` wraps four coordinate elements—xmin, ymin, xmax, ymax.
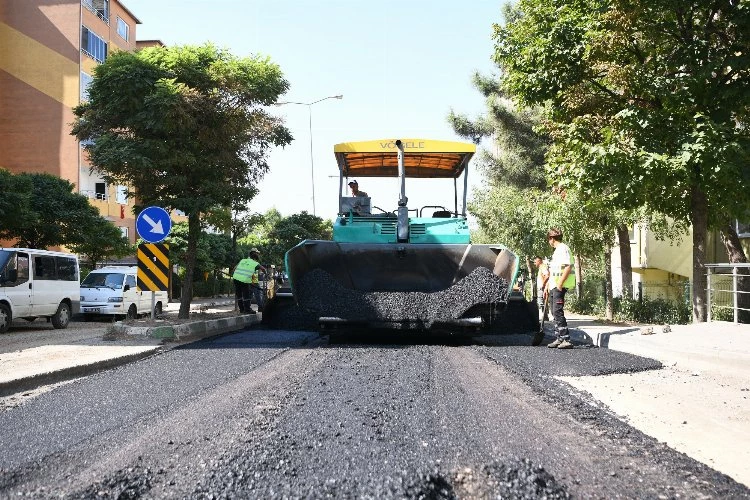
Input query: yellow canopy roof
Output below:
<box><xmin>334</xmin><ymin>139</ymin><xmax>476</xmax><ymax>178</ymax></box>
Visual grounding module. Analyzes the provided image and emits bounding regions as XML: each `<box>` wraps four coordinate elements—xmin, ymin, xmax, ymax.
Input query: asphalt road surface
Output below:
<box><xmin>0</xmin><ymin>328</ymin><xmax>747</xmax><ymax>499</ymax></box>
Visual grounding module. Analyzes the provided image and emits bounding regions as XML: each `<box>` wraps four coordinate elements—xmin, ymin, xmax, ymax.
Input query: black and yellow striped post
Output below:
<box><xmin>137</xmin><ymin>243</ymin><xmax>169</xmax><ymax>292</ymax></box>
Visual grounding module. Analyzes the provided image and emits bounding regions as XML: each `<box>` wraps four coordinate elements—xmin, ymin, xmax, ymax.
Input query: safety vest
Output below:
<box><xmin>232</xmin><ymin>258</ymin><xmax>259</xmax><ymax>284</ymax></box>
<box><xmin>548</xmin><ymin>243</ymin><xmax>576</xmax><ymax>290</ymax></box>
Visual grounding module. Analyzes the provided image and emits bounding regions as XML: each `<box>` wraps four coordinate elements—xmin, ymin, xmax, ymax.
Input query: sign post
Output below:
<box><xmin>136</xmin><ymin>207</ymin><xmax>172</xmax><ymax>319</ymax></box>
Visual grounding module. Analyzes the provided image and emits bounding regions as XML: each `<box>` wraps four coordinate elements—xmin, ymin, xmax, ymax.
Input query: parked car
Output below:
<box><xmin>80</xmin><ymin>266</ymin><xmax>167</xmax><ymax>319</ymax></box>
<box><xmin>0</xmin><ymin>248</ymin><xmax>80</xmax><ymax>333</ymax></box>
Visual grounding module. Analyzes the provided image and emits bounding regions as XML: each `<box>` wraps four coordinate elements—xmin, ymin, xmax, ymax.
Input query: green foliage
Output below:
<box><xmin>237</xmin><ymin>209</ymin><xmax>332</xmax><ymax>267</ymax></box>
<box><xmin>264</xmin><ymin>212</ymin><xmax>332</xmax><ymax>267</ymax></box>
<box><xmin>615</xmin><ymin>298</ymin><xmax>692</xmax><ymax>325</ymax></box>
<box><xmin>493</xmin><ymin>0</ymin><xmax>750</xmax><ymax>320</ymax></box>
<box><xmin>0</xmin><ymin>169</ymin><xmax>33</xmax><ymax>236</ymax></box>
<box><xmin>0</xmin><ymin>172</ymin><xmax>122</xmax><ymax>252</ymax></box>
<box><xmin>161</xmin><ymin>222</ymin><xmax>240</xmax><ymax>277</ymax></box>
<box><xmin>710</xmin><ymin>303</ymin><xmax>735</xmax><ymax>323</ymax></box>
<box><xmin>72</xmin><ymin>43</ymin><xmax>293</xmax><ymax>317</ymax></box>
<box><xmin>72</xmin><ymin>44</ymin><xmax>292</xmax><ymax>219</ymax></box>
<box><xmin>68</xmin><ymin>218</ymin><xmax>133</xmax><ymax>269</ymax></box>
<box><xmin>494</xmin><ymin>0</ymin><xmax>750</xmax><ymax>225</ymax></box>
<box><xmin>191</xmin><ymin>276</ymin><xmax>234</xmax><ymax>298</ymax></box>
<box><xmin>569</xmin><ymin>289</ymin><xmax>692</xmax><ymax>325</ymax></box>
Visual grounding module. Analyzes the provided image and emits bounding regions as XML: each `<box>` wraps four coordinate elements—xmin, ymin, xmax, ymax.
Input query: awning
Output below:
<box><xmin>334</xmin><ymin>139</ymin><xmax>476</xmax><ymax>179</ymax></box>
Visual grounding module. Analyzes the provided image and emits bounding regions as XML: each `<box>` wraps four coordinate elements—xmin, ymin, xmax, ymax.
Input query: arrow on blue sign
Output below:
<box><xmin>136</xmin><ymin>206</ymin><xmax>172</xmax><ymax>243</ymax></box>
<box><xmin>141</xmin><ymin>213</ymin><xmax>165</xmax><ymax>234</ymax></box>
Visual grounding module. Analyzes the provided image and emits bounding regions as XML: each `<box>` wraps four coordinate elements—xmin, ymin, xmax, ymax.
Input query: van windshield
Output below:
<box><xmin>82</xmin><ymin>272</ymin><xmax>125</xmax><ymax>289</ymax></box>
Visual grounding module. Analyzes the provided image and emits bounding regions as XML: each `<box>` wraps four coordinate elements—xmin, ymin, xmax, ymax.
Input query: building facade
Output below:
<box><xmin>0</xmin><ymin>0</ymin><xmax>141</xmax><ymax>242</ymax></box>
<box><xmin>611</xmin><ymin>222</ymin><xmax>750</xmax><ymax>307</ymax></box>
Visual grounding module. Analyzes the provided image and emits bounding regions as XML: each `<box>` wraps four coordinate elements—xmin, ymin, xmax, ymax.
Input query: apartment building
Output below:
<box><xmin>0</xmin><ymin>0</ymin><xmax>141</xmax><ymax>242</ymax></box>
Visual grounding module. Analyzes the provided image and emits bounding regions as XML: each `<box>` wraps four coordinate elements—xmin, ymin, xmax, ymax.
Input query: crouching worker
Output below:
<box><xmin>232</xmin><ymin>248</ymin><xmax>267</xmax><ymax>314</ymax></box>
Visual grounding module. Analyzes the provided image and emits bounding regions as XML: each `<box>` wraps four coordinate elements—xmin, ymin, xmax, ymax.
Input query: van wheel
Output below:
<box><xmin>126</xmin><ymin>304</ymin><xmax>138</xmax><ymax>319</ymax></box>
<box><xmin>154</xmin><ymin>302</ymin><xmax>163</xmax><ymax>316</ymax></box>
<box><xmin>0</xmin><ymin>304</ymin><xmax>11</xmax><ymax>333</ymax></box>
<box><xmin>51</xmin><ymin>302</ymin><xmax>71</xmax><ymax>329</ymax></box>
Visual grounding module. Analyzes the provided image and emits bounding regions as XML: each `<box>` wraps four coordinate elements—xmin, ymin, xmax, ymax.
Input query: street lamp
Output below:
<box><xmin>275</xmin><ymin>95</ymin><xmax>343</xmax><ymax>216</ymax></box>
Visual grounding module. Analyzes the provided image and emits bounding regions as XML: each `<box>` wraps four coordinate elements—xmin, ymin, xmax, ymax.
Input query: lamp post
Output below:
<box><xmin>275</xmin><ymin>95</ymin><xmax>343</xmax><ymax>216</ymax></box>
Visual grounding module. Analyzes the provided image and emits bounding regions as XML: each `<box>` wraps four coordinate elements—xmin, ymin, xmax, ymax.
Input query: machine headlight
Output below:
<box><xmin>108</xmin><ymin>297</ymin><xmax>124</xmax><ymax>303</ymax></box>
<box><xmin>80</xmin><ymin>295</ymin><xmax>85</xmax><ymax>301</ymax></box>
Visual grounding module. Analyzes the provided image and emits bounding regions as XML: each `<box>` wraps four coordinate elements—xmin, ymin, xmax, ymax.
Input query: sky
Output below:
<box><xmin>123</xmin><ymin>0</ymin><xmax>502</xmax><ymax>220</ymax></box>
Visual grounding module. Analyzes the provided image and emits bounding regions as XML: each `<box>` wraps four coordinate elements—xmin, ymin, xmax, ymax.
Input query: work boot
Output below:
<box><xmin>556</xmin><ymin>339</ymin><xmax>574</xmax><ymax>349</ymax></box>
<box><xmin>547</xmin><ymin>338</ymin><xmax>564</xmax><ymax>348</ymax></box>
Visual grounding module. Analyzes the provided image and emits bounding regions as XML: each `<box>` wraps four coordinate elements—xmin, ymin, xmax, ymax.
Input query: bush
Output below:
<box><xmin>568</xmin><ymin>294</ymin><xmax>602</xmax><ymax>315</ymax></box>
<box><xmin>568</xmin><ymin>289</ymin><xmax>691</xmax><ymax>325</ymax></box>
<box><xmin>710</xmin><ymin>303</ymin><xmax>735</xmax><ymax>322</ymax></box>
<box><xmin>614</xmin><ymin>297</ymin><xmax>690</xmax><ymax>325</ymax></box>
<box><xmin>191</xmin><ymin>277</ymin><xmax>234</xmax><ymax>298</ymax></box>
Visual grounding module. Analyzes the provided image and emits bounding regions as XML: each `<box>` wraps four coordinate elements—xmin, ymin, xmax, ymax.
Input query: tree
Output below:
<box><xmin>68</xmin><ymin>219</ymin><xmax>133</xmax><ymax>270</ymax></box>
<box><xmin>448</xmin><ymin>24</ymin><xmax>625</xmax><ymax>311</ymax></box>
<box><xmin>0</xmin><ymin>169</ymin><xmax>34</xmax><ymax>239</ymax></box>
<box><xmin>72</xmin><ymin>44</ymin><xmax>293</xmax><ymax>318</ymax></box>
<box><xmin>494</xmin><ymin>0</ymin><xmax>750</xmax><ymax>321</ymax></box>
<box><xmin>264</xmin><ymin>212</ymin><xmax>332</xmax><ymax>267</ymax></box>
<box><xmin>3</xmin><ymin>173</ymin><xmax>109</xmax><ymax>249</ymax></box>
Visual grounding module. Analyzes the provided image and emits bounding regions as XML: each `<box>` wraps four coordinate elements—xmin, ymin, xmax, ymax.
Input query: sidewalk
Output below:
<box><xmin>562</xmin><ymin>314</ymin><xmax>750</xmax><ymax>487</ymax></box>
<box><xmin>566</xmin><ymin>313</ymin><xmax>750</xmax><ymax>379</ymax></box>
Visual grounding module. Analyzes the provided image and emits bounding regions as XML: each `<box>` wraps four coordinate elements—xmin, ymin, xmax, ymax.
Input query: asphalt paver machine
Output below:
<box><xmin>266</xmin><ymin>138</ymin><xmax>538</xmax><ymax>337</ymax></box>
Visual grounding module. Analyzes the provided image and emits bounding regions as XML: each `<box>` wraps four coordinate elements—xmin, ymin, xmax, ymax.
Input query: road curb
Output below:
<box><xmin>110</xmin><ymin>313</ymin><xmax>260</xmax><ymax>340</ymax></box>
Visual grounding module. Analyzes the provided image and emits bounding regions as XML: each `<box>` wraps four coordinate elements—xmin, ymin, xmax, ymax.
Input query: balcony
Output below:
<box><xmin>81</xmin><ymin>0</ymin><xmax>109</xmax><ymax>24</ymax></box>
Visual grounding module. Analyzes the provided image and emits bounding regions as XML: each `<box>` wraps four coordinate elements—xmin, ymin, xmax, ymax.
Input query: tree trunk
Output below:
<box><xmin>178</xmin><ymin>214</ymin><xmax>201</xmax><ymax>319</ymax></box>
<box><xmin>574</xmin><ymin>254</ymin><xmax>583</xmax><ymax>298</ymax></box>
<box><xmin>690</xmin><ymin>186</ymin><xmax>708</xmax><ymax>322</ymax></box>
<box><xmin>617</xmin><ymin>224</ymin><xmax>633</xmax><ymax>299</ymax></box>
<box><xmin>719</xmin><ymin>222</ymin><xmax>750</xmax><ymax>323</ymax></box>
<box><xmin>604</xmin><ymin>243</ymin><xmax>614</xmax><ymax>321</ymax></box>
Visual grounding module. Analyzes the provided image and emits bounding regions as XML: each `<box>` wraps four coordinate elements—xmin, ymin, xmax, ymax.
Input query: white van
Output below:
<box><xmin>0</xmin><ymin>248</ymin><xmax>80</xmax><ymax>333</ymax></box>
<box><xmin>80</xmin><ymin>266</ymin><xmax>167</xmax><ymax>319</ymax></box>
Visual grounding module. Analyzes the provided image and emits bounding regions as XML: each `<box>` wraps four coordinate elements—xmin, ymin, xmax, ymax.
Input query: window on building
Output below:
<box><xmin>115</xmin><ymin>185</ymin><xmax>128</xmax><ymax>204</ymax></box>
<box><xmin>737</xmin><ymin>220</ymin><xmax>750</xmax><ymax>238</ymax></box>
<box><xmin>116</xmin><ymin>17</ymin><xmax>129</xmax><ymax>41</ymax></box>
<box><xmin>95</xmin><ymin>182</ymin><xmax>107</xmax><ymax>200</ymax></box>
<box><xmin>81</xmin><ymin>26</ymin><xmax>107</xmax><ymax>63</ymax></box>
<box><xmin>80</xmin><ymin>71</ymin><xmax>93</xmax><ymax>101</ymax></box>
<box><xmin>120</xmin><ymin>227</ymin><xmax>129</xmax><ymax>238</ymax></box>
<box><xmin>82</xmin><ymin>0</ymin><xmax>109</xmax><ymax>23</ymax></box>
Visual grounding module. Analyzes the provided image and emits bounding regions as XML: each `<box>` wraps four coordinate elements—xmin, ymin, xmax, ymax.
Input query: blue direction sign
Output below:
<box><xmin>136</xmin><ymin>206</ymin><xmax>172</xmax><ymax>243</ymax></box>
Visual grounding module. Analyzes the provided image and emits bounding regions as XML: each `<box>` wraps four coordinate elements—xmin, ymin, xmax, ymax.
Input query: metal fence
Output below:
<box><xmin>635</xmin><ymin>280</ymin><xmax>690</xmax><ymax>305</ymax></box>
<box><xmin>706</xmin><ymin>263</ymin><xmax>750</xmax><ymax>323</ymax></box>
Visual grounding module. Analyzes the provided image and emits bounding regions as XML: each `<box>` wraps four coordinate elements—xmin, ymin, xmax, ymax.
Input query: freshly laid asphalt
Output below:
<box><xmin>0</xmin><ymin>298</ymin><xmax>749</xmax><ymax>494</ymax></box>
<box><xmin>1</xmin><ymin>297</ymin><xmax>748</xmax><ymax>398</ymax></box>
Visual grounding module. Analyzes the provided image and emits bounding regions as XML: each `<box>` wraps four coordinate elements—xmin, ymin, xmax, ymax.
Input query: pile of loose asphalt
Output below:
<box><xmin>282</xmin><ymin>267</ymin><xmax>509</xmax><ymax>328</ymax></box>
